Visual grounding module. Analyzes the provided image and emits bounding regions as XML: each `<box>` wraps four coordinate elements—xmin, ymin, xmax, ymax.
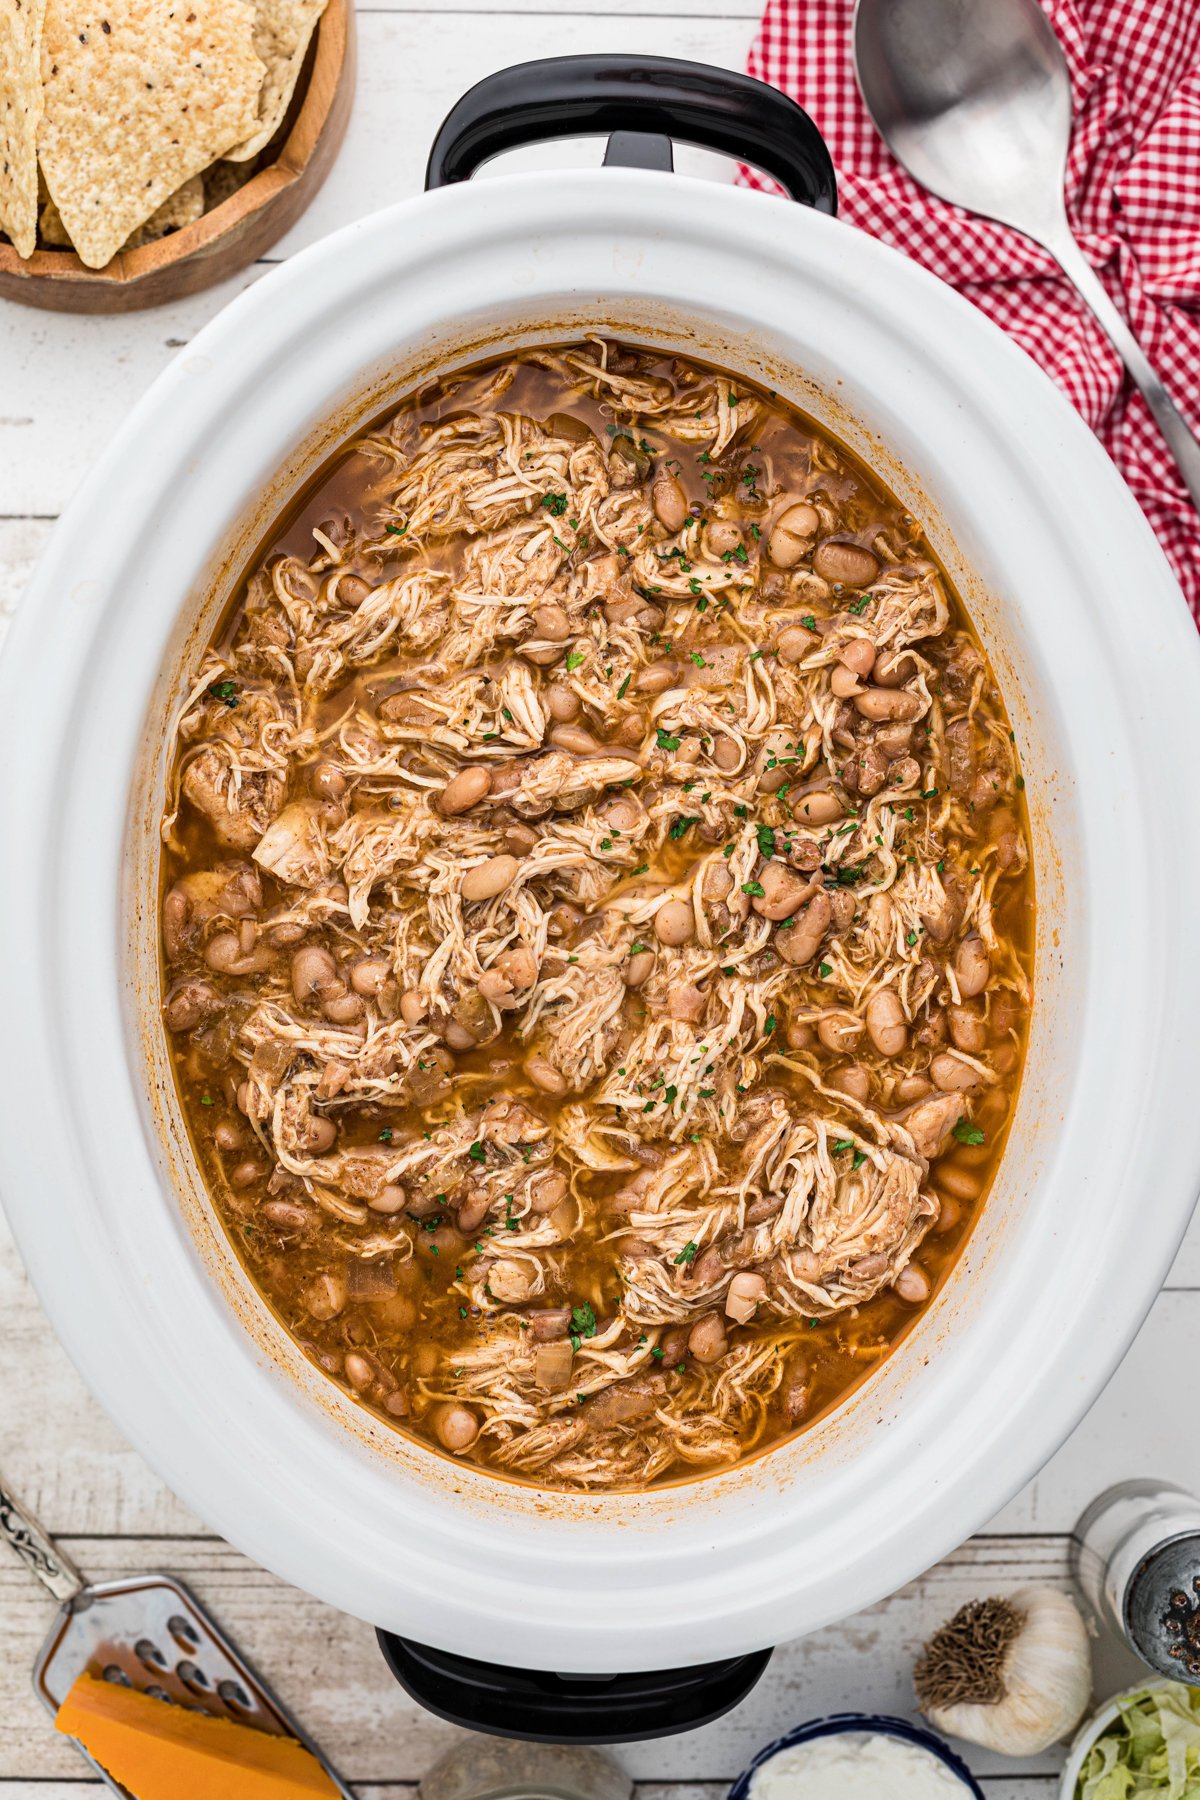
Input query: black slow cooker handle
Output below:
<box><xmin>377</xmin><ymin>1630</ymin><xmax>772</xmax><ymax>1743</ymax></box>
<box><xmin>425</xmin><ymin>54</ymin><xmax>837</xmax><ymax>211</ymax></box>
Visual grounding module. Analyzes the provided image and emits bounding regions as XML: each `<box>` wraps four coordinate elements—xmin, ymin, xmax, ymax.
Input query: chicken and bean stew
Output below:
<box><xmin>160</xmin><ymin>339</ymin><xmax>1033</xmax><ymax>1491</ymax></box>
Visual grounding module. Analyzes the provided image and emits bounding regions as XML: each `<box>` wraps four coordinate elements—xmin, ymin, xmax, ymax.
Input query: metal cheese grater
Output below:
<box><xmin>1</xmin><ymin>1473</ymin><xmax>354</xmax><ymax>1797</ymax></box>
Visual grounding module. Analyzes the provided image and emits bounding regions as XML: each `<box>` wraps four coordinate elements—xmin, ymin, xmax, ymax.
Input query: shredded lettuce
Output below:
<box><xmin>1078</xmin><ymin>1684</ymin><xmax>1200</xmax><ymax>1798</ymax></box>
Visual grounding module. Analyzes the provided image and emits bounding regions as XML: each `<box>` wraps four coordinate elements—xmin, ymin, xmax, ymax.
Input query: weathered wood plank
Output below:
<box><xmin>0</xmin><ymin>1532</ymin><xmax>1120</xmax><ymax>1785</ymax></box>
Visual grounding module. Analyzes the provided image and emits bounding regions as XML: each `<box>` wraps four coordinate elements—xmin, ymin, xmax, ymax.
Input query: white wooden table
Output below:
<box><xmin>2</xmin><ymin>3</ymin><xmax>1197</xmax><ymax>1793</ymax></box>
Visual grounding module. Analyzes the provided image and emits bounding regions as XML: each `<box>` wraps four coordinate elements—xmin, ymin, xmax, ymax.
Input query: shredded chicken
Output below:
<box><xmin>160</xmin><ymin>338</ymin><xmax>1033</xmax><ymax>1491</ymax></box>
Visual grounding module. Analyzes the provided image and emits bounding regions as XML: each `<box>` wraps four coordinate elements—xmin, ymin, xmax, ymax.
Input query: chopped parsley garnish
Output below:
<box><xmin>617</xmin><ymin>672</ymin><xmax>631</xmax><ymax>699</ymax></box>
<box><xmin>674</xmin><ymin>1241</ymin><xmax>699</xmax><ymax>1266</ymax></box>
<box><xmin>565</xmin><ymin>649</ymin><xmax>585</xmax><ymax>672</ymax></box>
<box><xmin>741</xmin><ymin>880</ymin><xmax>766</xmax><ymax>898</ymax></box>
<box><xmin>541</xmin><ymin>492</ymin><xmax>568</xmax><ymax>517</ymax></box>
<box><xmin>832</xmin><ymin>1138</ymin><xmax>856</xmax><ymax>1155</ymax></box>
<box><xmin>655</xmin><ymin>727</ymin><xmax>681</xmax><ymax>752</ymax></box>
<box><xmin>385</xmin><ymin>522</ymin><xmax>408</xmax><ymax>536</ymax></box>
<box><xmin>569</xmin><ymin>1302</ymin><xmax>597</xmax><ymax>1351</ymax></box>
<box><xmin>756</xmin><ymin>824</ymin><xmax>776</xmax><ymax>858</ymax></box>
<box><xmin>952</xmin><ymin>1120</ymin><xmax>986</xmax><ymax>1146</ymax></box>
<box><xmin>378</xmin><ymin>1127</ymin><xmax>393</xmax><ymax>1142</ymax></box>
<box><xmin>669</xmin><ymin>815</ymin><xmax>701</xmax><ymax>840</ymax></box>
<box><xmin>207</xmin><ymin>679</ymin><xmax>238</xmax><ymax>706</ymax></box>
<box><xmin>467</xmin><ymin>1140</ymin><xmax>486</xmax><ymax>1164</ymax></box>
<box><xmin>765</xmin><ymin>1014</ymin><xmax>777</xmax><ymax>1035</ymax></box>
<box><xmin>818</xmin><ymin>961</ymin><xmax>833</xmax><ymax>978</ymax></box>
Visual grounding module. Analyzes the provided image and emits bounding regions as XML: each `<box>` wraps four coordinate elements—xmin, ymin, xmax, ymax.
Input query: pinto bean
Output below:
<box><xmin>323</xmin><ymin>991</ymin><xmax>363</xmax><ymax>1025</ymax></box>
<box><xmin>830</xmin><ymin>664</ymin><xmax>865</xmax><ymax>698</ymax></box>
<box><xmin>776</xmin><ymin>888</ymin><xmax>831</xmax><ymax>965</ymax></box>
<box><xmin>786</xmin><ymin>1019</ymin><xmax>815</xmax><ymax>1050</ymax></box>
<box><xmin>707</xmin><ymin>519</ymin><xmax>742</xmax><ymax>557</ymax></box>
<box><xmin>703</xmin><ymin>861</ymin><xmax>734</xmax><ymax>903</ymax></box>
<box><xmin>955</xmin><ymin>932</ymin><xmax>990</xmax><ymax>998</ymax></box>
<box><xmin>832</xmin><ymin>1062</ymin><xmax>871</xmax><ymax>1103</ymax></box>
<box><xmin>935</xmin><ymin>1163</ymin><xmax>984</xmax><ymax>1201</ymax></box>
<box><xmin>895</xmin><ymin>1263</ymin><xmax>931</xmax><ymax>1304</ymax></box>
<box><xmin>652</xmin><ymin>471</ymin><xmax>688</xmax><ymax>533</ymax></box>
<box><xmin>775</xmin><ymin>623</ymin><xmax>820</xmax><ymax>663</ymax></box>
<box><xmin>874</xmin><ymin>648</ymin><xmax>919</xmax><ymax>688</ymax></box>
<box><xmin>635</xmin><ymin>661</ymin><xmax>677</xmax><ymax>695</ymax></box>
<box><xmin>438</xmin><ymin>766</ymin><xmax>492</xmax><ymax>816</ymax></box>
<box><xmin>817</xmin><ymin>1010</ymin><xmax>864</xmax><ymax>1055</ymax></box>
<box><xmin>865</xmin><ymin>987</ymin><xmax>907</xmax><ymax>1056</ymax></box>
<box><xmin>854</xmin><ymin>686</ymin><xmax>925</xmax><ymax>722</ymax></box>
<box><xmin>948</xmin><ymin>1004</ymin><xmax>988</xmax><ymax>1054</ymax></box>
<box><xmin>813</xmin><ymin>540</ymin><xmax>880</xmax><ymax>587</ymax></box>
<box><xmin>526</xmin><ymin>1053</ymin><xmax>567</xmax><ymax>1096</ymax></box>
<box><xmin>461</xmin><ymin>854</ymin><xmax>519</xmax><ymax>902</ymax></box>
<box><xmin>712</xmin><ymin>732</ymin><xmax>741</xmax><ymax>771</ymax></box>
<box><xmin>434</xmin><ymin>1404</ymin><xmax>479</xmax><ymax>1452</ymax></box>
<box><xmin>350</xmin><ymin>956</ymin><xmax>391</xmax><ymax>997</ymax></box>
<box><xmin>545</xmin><ymin>683</ymin><xmax>580</xmax><ymax>722</ymax></box>
<box><xmin>625</xmin><ymin>949</ymin><xmax>655</xmax><ymax>987</ymax></box>
<box><xmin>369</xmin><ymin>1184</ymin><xmax>407</xmax><ymax>1216</ymax></box>
<box><xmin>654</xmin><ymin>898</ymin><xmax>695</xmax><ymax>946</ymax></box>
<box><xmin>720</xmin><ymin>1273</ymin><xmax>765</xmax><ymax>1326</ymax></box>
<box><xmin>931</xmin><ymin>1051</ymin><xmax>984</xmax><ymax>1092</ymax></box>
<box><xmin>794</xmin><ymin>789</ymin><xmax>843</xmax><ymax>825</ymax></box>
<box><xmin>768</xmin><ymin>502</ymin><xmax>820</xmax><ymax>568</ymax></box>
<box><xmin>548</xmin><ymin>723</ymin><xmax>601</xmax><ymax>755</ymax></box>
<box><xmin>838</xmin><ymin>637</ymin><xmax>876</xmax><ymax>678</ymax></box>
<box><xmin>291</xmin><ymin>945</ymin><xmax>337</xmax><ymax>1004</ymax></box>
<box><xmin>533</xmin><ymin>601</ymin><xmax>571</xmax><ymax>641</ymax></box>
<box><xmin>752</xmin><ymin>860</ymin><xmax>813</xmax><ymax>921</ymax></box>
<box><xmin>896</xmin><ymin>1074</ymin><xmax>934</xmax><ymax>1104</ymax></box>
<box><xmin>164</xmin><ymin>979</ymin><xmax>221</xmax><ymax>1032</ymax></box>
<box><xmin>230</xmin><ymin>1159</ymin><xmax>266</xmax><ymax>1189</ymax></box>
<box><xmin>444</xmin><ymin>1021</ymin><xmax>478</xmax><ymax>1051</ymax></box>
<box><xmin>529</xmin><ymin>1171</ymin><xmax>568</xmax><ymax>1212</ymax></box>
<box><xmin>496</xmin><ymin>946</ymin><xmax>538</xmax><ymax>990</ymax></box>
<box><xmin>305</xmin><ymin>1271</ymin><xmax>346</xmax><ymax>1320</ymax></box>
<box><xmin>261</xmin><ymin>1199</ymin><xmax>309</xmax><ymax>1231</ymax></box>
<box><xmin>399</xmin><ymin>988</ymin><xmax>427</xmax><ymax>1026</ymax></box>
<box><xmin>688</xmin><ymin>1311</ymin><xmax>728</xmax><ymax>1363</ymax></box>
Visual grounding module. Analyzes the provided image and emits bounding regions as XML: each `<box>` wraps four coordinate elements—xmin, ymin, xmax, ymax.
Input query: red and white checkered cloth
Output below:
<box><xmin>744</xmin><ymin>0</ymin><xmax>1200</xmax><ymax>618</ymax></box>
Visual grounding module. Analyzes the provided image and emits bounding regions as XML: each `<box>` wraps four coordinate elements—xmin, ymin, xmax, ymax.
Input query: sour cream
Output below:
<box><xmin>749</xmin><ymin>1731</ymin><xmax>969</xmax><ymax>1800</ymax></box>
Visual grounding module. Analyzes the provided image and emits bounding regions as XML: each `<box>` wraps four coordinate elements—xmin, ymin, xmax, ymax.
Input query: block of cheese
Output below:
<box><xmin>55</xmin><ymin>1672</ymin><xmax>342</xmax><ymax>1799</ymax></box>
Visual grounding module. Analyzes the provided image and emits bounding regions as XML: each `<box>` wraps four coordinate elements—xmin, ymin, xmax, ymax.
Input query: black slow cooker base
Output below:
<box><xmin>377</xmin><ymin>1632</ymin><xmax>773</xmax><ymax>1743</ymax></box>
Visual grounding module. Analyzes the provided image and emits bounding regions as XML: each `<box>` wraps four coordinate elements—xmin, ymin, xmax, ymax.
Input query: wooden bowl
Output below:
<box><xmin>0</xmin><ymin>0</ymin><xmax>355</xmax><ymax>314</ymax></box>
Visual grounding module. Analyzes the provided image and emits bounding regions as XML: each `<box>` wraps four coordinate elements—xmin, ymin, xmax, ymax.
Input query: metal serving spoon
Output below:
<box><xmin>853</xmin><ymin>0</ymin><xmax>1200</xmax><ymax>511</ymax></box>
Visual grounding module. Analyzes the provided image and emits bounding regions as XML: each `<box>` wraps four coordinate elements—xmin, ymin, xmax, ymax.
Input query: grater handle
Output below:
<box><xmin>0</xmin><ymin>1477</ymin><xmax>86</xmax><ymax>1602</ymax></box>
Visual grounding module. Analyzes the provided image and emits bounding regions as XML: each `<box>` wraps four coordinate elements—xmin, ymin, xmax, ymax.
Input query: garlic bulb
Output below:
<box><xmin>914</xmin><ymin>1585</ymin><xmax>1092</xmax><ymax>1756</ymax></box>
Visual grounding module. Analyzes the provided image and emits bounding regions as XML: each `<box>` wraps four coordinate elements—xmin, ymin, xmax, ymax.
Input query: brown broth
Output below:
<box><xmin>160</xmin><ymin>340</ymin><xmax>1034</xmax><ymax>1492</ymax></box>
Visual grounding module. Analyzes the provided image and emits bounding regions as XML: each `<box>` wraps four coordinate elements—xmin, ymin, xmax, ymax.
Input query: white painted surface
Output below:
<box><xmin>0</xmin><ymin>3</ymin><xmax>1195</xmax><ymax>1793</ymax></box>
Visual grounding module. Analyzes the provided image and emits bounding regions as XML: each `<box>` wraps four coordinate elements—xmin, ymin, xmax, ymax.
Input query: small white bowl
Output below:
<box><xmin>1058</xmin><ymin>1680</ymin><xmax>1177</xmax><ymax>1798</ymax></box>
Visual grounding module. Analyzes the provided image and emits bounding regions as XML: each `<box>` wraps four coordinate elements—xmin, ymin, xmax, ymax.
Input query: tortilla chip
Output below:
<box><xmin>0</xmin><ymin>0</ymin><xmax>45</xmax><ymax>259</ymax></box>
<box><xmin>41</xmin><ymin>170</ymin><xmax>203</xmax><ymax>250</ymax></box>
<box><xmin>39</xmin><ymin>0</ymin><xmax>263</xmax><ymax>269</ymax></box>
<box><xmin>125</xmin><ymin>170</ymin><xmax>204</xmax><ymax>246</ymax></box>
<box><xmin>225</xmin><ymin>0</ymin><xmax>326</xmax><ymax>163</ymax></box>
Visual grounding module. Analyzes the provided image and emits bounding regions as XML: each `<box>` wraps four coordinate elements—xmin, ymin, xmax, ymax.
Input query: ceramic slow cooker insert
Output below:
<box><xmin>2</xmin><ymin>56</ymin><xmax>1200</xmax><ymax>1740</ymax></box>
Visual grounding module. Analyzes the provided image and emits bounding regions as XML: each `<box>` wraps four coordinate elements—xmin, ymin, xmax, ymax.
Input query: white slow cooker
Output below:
<box><xmin>3</xmin><ymin>54</ymin><xmax>1200</xmax><ymax>1739</ymax></box>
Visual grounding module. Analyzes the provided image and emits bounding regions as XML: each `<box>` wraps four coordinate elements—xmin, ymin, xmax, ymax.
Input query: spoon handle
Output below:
<box><xmin>1044</xmin><ymin>226</ymin><xmax>1200</xmax><ymax>513</ymax></box>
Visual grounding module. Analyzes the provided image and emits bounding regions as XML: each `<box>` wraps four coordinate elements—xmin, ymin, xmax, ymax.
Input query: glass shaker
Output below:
<box><xmin>1073</xmin><ymin>1480</ymin><xmax>1200</xmax><ymax>1682</ymax></box>
<box><xmin>418</xmin><ymin>1736</ymin><xmax>632</xmax><ymax>1800</ymax></box>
